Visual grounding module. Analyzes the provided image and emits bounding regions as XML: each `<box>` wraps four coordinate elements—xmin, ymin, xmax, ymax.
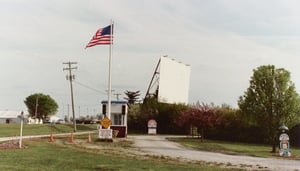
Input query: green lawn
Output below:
<box><xmin>1</xmin><ymin>124</ymin><xmax>298</xmax><ymax>170</ymax></box>
<box><xmin>0</xmin><ymin>124</ymin><xmax>97</xmax><ymax>137</ymax></box>
<box><xmin>0</xmin><ymin>136</ymin><xmax>243</xmax><ymax>171</ymax></box>
<box><xmin>168</xmin><ymin>137</ymin><xmax>300</xmax><ymax>159</ymax></box>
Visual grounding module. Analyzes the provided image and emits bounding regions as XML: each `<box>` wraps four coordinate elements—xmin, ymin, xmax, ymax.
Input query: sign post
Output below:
<box><xmin>278</xmin><ymin>124</ymin><xmax>291</xmax><ymax>157</ymax></box>
<box><xmin>279</xmin><ymin>133</ymin><xmax>291</xmax><ymax>157</ymax></box>
<box><xmin>98</xmin><ymin>116</ymin><xmax>113</xmax><ymax>139</ymax></box>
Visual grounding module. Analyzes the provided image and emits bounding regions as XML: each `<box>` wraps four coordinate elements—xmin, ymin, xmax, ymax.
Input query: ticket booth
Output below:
<box><xmin>101</xmin><ymin>100</ymin><xmax>128</xmax><ymax>138</ymax></box>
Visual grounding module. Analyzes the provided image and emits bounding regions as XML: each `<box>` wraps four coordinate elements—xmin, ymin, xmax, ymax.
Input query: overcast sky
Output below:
<box><xmin>0</xmin><ymin>0</ymin><xmax>299</xmax><ymax>118</ymax></box>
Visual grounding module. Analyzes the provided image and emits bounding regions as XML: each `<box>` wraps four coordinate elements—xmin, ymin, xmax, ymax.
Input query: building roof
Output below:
<box><xmin>101</xmin><ymin>100</ymin><xmax>127</xmax><ymax>104</ymax></box>
<box><xmin>0</xmin><ymin>111</ymin><xmax>29</xmax><ymax>119</ymax></box>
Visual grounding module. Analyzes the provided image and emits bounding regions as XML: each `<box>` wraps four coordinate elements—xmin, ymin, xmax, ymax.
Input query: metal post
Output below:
<box><xmin>107</xmin><ymin>21</ymin><xmax>113</xmax><ymax>120</ymax></box>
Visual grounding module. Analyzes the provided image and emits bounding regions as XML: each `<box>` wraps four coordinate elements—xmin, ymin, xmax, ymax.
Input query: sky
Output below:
<box><xmin>0</xmin><ymin>0</ymin><xmax>299</xmax><ymax>118</ymax></box>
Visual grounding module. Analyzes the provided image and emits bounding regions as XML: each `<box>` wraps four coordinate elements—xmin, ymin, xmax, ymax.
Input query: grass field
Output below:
<box><xmin>168</xmin><ymin>137</ymin><xmax>300</xmax><ymax>159</ymax></box>
<box><xmin>1</xmin><ymin>124</ymin><xmax>298</xmax><ymax>170</ymax></box>
<box><xmin>0</xmin><ymin>124</ymin><xmax>97</xmax><ymax>137</ymax></box>
<box><xmin>0</xmin><ymin>135</ymin><xmax>243</xmax><ymax>171</ymax></box>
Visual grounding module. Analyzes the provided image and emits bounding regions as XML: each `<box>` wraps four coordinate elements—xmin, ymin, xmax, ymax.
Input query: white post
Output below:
<box><xmin>125</xmin><ymin>106</ymin><xmax>128</xmax><ymax>135</ymax></box>
<box><xmin>19</xmin><ymin>111</ymin><xmax>24</xmax><ymax>149</ymax></box>
<box><xmin>19</xmin><ymin>119</ymin><xmax>23</xmax><ymax>148</ymax></box>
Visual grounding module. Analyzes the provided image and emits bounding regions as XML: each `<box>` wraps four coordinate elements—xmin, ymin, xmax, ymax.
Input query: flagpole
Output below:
<box><xmin>107</xmin><ymin>20</ymin><xmax>113</xmax><ymax>120</ymax></box>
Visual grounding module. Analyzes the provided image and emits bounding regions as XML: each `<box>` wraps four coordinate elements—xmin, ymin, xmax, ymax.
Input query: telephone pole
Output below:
<box><xmin>34</xmin><ymin>95</ymin><xmax>39</xmax><ymax>118</ymax></box>
<box><xmin>114</xmin><ymin>92</ymin><xmax>122</xmax><ymax>101</ymax></box>
<box><xmin>63</xmin><ymin>61</ymin><xmax>77</xmax><ymax>132</ymax></box>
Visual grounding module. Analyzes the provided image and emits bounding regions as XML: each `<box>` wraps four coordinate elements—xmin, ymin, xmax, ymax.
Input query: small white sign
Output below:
<box><xmin>148</xmin><ymin>128</ymin><xmax>157</xmax><ymax>134</ymax></box>
<box><xmin>147</xmin><ymin>119</ymin><xmax>157</xmax><ymax>135</ymax></box>
<box><xmin>279</xmin><ymin>133</ymin><xmax>289</xmax><ymax>141</ymax></box>
<box><xmin>99</xmin><ymin>129</ymin><xmax>113</xmax><ymax>139</ymax></box>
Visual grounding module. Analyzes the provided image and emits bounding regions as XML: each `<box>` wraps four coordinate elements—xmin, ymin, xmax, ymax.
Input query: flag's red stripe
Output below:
<box><xmin>85</xmin><ymin>25</ymin><xmax>113</xmax><ymax>48</ymax></box>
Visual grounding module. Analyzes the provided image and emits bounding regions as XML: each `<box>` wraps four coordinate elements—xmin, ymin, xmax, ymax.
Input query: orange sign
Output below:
<box><xmin>100</xmin><ymin>116</ymin><xmax>112</xmax><ymax>129</ymax></box>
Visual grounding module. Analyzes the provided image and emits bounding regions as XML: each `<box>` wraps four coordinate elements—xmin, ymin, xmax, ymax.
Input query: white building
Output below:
<box><xmin>28</xmin><ymin>115</ymin><xmax>61</xmax><ymax>124</ymax></box>
<box><xmin>27</xmin><ymin>117</ymin><xmax>43</xmax><ymax>124</ymax></box>
<box><xmin>0</xmin><ymin>110</ymin><xmax>29</xmax><ymax>124</ymax></box>
<box><xmin>0</xmin><ymin>111</ymin><xmax>63</xmax><ymax>124</ymax></box>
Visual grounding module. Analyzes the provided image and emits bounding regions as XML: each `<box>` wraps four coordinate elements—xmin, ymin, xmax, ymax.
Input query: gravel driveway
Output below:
<box><xmin>130</xmin><ymin>135</ymin><xmax>300</xmax><ymax>171</ymax></box>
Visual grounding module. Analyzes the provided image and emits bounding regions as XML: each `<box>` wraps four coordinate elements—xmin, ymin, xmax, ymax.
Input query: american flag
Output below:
<box><xmin>85</xmin><ymin>24</ymin><xmax>113</xmax><ymax>48</ymax></box>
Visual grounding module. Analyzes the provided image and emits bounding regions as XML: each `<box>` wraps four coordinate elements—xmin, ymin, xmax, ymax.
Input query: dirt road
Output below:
<box><xmin>130</xmin><ymin>135</ymin><xmax>300</xmax><ymax>171</ymax></box>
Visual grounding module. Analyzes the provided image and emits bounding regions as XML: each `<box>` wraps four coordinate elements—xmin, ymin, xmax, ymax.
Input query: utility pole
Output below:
<box><xmin>114</xmin><ymin>92</ymin><xmax>121</xmax><ymax>101</ymax></box>
<box><xmin>67</xmin><ymin>104</ymin><xmax>70</xmax><ymax>123</ymax></box>
<box><xmin>63</xmin><ymin>61</ymin><xmax>77</xmax><ymax>132</ymax></box>
<box><xmin>78</xmin><ymin>106</ymin><xmax>81</xmax><ymax>118</ymax></box>
<box><xmin>34</xmin><ymin>95</ymin><xmax>39</xmax><ymax>118</ymax></box>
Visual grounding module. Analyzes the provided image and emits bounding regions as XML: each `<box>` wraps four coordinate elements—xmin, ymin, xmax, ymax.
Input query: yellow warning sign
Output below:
<box><xmin>100</xmin><ymin>116</ymin><xmax>112</xmax><ymax>129</ymax></box>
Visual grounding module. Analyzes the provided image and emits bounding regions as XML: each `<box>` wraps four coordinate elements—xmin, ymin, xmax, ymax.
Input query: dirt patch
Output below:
<box><xmin>0</xmin><ymin>141</ymin><xmax>27</xmax><ymax>150</ymax></box>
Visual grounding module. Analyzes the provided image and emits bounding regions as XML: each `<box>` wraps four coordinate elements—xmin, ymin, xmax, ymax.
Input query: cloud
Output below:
<box><xmin>0</xmin><ymin>0</ymin><xmax>299</xmax><ymax>115</ymax></box>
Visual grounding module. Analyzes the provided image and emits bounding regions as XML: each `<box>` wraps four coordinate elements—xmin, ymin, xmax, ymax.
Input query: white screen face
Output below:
<box><xmin>158</xmin><ymin>57</ymin><xmax>191</xmax><ymax>104</ymax></box>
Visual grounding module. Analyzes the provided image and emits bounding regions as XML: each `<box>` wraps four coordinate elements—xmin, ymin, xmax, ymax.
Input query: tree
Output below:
<box><xmin>24</xmin><ymin>93</ymin><xmax>58</xmax><ymax>121</ymax></box>
<box><xmin>127</xmin><ymin>96</ymin><xmax>189</xmax><ymax>134</ymax></box>
<box><xmin>215</xmin><ymin>104</ymin><xmax>243</xmax><ymax>128</ymax></box>
<box><xmin>238</xmin><ymin>65</ymin><xmax>300</xmax><ymax>152</ymax></box>
<box><xmin>139</xmin><ymin>96</ymin><xmax>159</xmax><ymax>131</ymax></box>
<box><xmin>156</xmin><ymin>102</ymin><xmax>189</xmax><ymax>134</ymax></box>
<box><xmin>211</xmin><ymin>105</ymin><xmax>260</xmax><ymax>143</ymax></box>
<box><xmin>176</xmin><ymin>102</ymin><xmax>221</xmax><ymax>142</ymax></box>
<box><xmin>124</xmin><ymin>90</ymin><xmax>141</xmax><ymax>106</ymax></box>
<box><xmin>127</xmin><ymin>103</ymin><xmax>144</xmax><ymax>131</ymax></box>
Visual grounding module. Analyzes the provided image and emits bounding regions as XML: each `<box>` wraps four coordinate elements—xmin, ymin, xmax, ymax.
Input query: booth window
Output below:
<box><xmin>113</xmin><ymin>114</ymin><xmax>122</xmax><ymax>125</ymax></box>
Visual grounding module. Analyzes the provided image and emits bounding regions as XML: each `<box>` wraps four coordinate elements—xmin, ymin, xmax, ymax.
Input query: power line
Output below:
<box><xmin>73</xmin><ymin>80</ymin><xmax>105</xmax><ymax>94</ymax></box>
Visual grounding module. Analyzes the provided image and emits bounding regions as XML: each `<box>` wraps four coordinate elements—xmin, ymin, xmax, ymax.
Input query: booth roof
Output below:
<box><xmin>101</xmin><ymin>100</ymin><xmax>127</xmax><ymax>104</ymax></box>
